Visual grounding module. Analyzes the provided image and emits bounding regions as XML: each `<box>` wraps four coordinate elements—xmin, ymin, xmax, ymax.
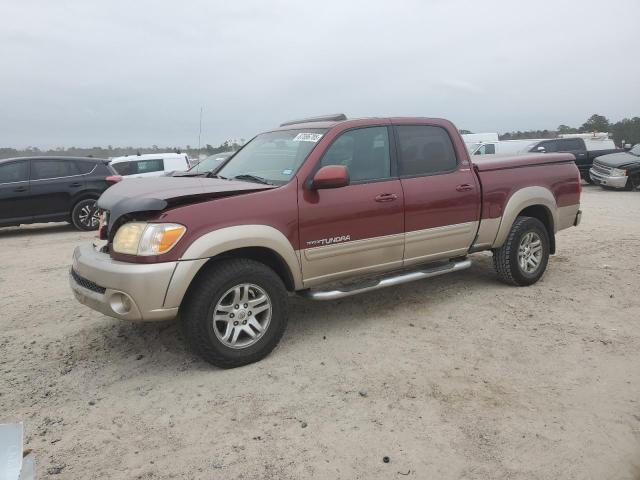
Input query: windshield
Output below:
<box><xmin>189</xmin><ymin>153</ymin><xmax>231</xmax><ymax>174</ymax></box>
<box><xmin>629</xmin><ymin>144</ymin><xmax>640</xmax><ymax>156</ymax></box>
<box><xmin>217</xmin><ymin>128</ymin><xmax>327</xmax><ymax>184</ymax></box>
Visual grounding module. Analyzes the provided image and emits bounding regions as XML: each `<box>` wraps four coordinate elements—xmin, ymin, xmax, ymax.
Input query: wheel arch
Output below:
<box><xmin>493</xmin><ymin>187</ymin><xmax>558</xmax><ymax>253</ymax></box>
<box><xmin>163</xmin><ymin>225</ymin><xmax>302</xmax><ymax>309</ymax></box>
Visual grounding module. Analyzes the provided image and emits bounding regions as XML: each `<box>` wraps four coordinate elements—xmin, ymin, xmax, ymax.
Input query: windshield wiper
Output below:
<box><xmin>233</xmin><ymin>174</ymin><xmax>272</xmax><ymax>185</ymax></box>
<box><xmin>205</xmin><ymin>172</ymin><xmax>229</xmax><ymax>179</ymax></box>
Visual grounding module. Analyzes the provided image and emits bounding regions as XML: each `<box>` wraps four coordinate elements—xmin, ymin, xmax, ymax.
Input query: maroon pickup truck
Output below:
<box><xmin>70</xmin><ymin>114</ymin><xmax>582</xmax><ymax>367</ymax></box>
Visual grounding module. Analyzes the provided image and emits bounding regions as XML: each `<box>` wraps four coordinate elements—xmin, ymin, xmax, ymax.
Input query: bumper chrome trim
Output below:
<box><xmin>589</xmin><ymin>168</ymin><xmax>628</xmax><ymax>189</ymax></box>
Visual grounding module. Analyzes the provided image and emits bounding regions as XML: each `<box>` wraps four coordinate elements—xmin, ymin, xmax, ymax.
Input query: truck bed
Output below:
<box><xmin>472</xmin><ymin>152</ymin><xmax>575</xmax><ymax>171</ymax></box>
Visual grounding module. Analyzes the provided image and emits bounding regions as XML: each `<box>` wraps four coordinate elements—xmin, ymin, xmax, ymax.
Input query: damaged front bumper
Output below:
<box><xmin>69</xmin><ymin>243</ymin><xmax>179</xmax><ymax>321</ymax></box>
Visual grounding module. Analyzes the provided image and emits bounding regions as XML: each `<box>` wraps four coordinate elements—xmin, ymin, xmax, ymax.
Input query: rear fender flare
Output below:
<box><xmin>493</xmin><ymin>187</ymin><xmax>557</xmax><ymax>248</ymax></box>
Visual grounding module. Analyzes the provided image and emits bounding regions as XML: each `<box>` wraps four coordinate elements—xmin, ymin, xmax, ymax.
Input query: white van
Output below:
<box><xmin>468</xmin><ymin>139</ymin><xmax>546</xmax><ymax>156</ymax></box>
<box><xmin>109</xmin><ymin>153</ymin><xmax>191</xmax><ymax>178</ymax></box>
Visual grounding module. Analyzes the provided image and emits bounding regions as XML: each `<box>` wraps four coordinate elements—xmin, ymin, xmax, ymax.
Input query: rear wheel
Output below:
<box><xmin>493</xmin><ymin>216</ymin><xmax>550</xmax><ymax>286</ymax></box>
<box><xmin>182</xmin><ymin>258</ymin><xmax>288</xmax><ymax>368</ymax></box>
<box><xmin>71</xmin><ymin>199</ymin><xmax>100</xmax><ymax>231</ymax></box>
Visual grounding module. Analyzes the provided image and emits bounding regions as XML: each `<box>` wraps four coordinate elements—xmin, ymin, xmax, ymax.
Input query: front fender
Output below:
<box><xmin>162</xmin><ymin>225</ymin><xmax>302</xmax><ymax>308</ymax></box>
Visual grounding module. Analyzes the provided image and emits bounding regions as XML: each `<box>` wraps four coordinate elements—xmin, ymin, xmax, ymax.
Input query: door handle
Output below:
<box><xmin>456</xmin><ymin>184</ymin><xmax>474</xmax><ymax>192</ymax></box>
<box><xmin>374</xmin><ymin>193</ymin><xmax>398</xmax><ymax>202</ymax></box>
<box><xmin>13</xmin><ymin>186</ymin><xmax>27</xmax><ymax>192</ymax></box>
<box><xmin>69</xmin><ymin>182</ymin><xmax>83</xmax><ymax>187</ymax></box>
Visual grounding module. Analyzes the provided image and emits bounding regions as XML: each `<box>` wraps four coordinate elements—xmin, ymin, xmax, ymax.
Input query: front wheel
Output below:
<box><xmin>493</xmin><ymin>216</ymin><xmax>550</xmax><ymax>286</ymax></box>
<box><xmin>71</xmin><ymin>199</ymin><xmax>100</xmax><ymax>231</ymax></box>
<box><xmin>182</xmin><ymin>258</ymin><xmax>288</xmax><ymax>368</ymax></box>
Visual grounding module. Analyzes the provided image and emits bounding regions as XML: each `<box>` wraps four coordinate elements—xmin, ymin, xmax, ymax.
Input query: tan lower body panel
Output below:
<box><xmin>301</xmin><ymin>233</ymin><xmax>404</xmax><ymax>287</ymax></box>
<box><xmin>471</xmin><ymin>217</ymin><xmax>501</xmax><ymax>250</ymax></box>
<box><xmin>301</xmin><ymin>222</ymin><xmax>480</xmax><ymax>287</ymax></box>
<box><xmin>556</xmin><ymin>204</ymin><xmax>580</xmax><ymax>232</ymax></box>
<box><xmin>403</xmin><ymin>221</ymin><xmax>478</xmax><ymax>267</ymax></box>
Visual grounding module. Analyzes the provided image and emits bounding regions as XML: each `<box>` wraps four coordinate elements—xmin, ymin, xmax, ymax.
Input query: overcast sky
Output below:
<box><xmin>1</xmin><ymin>0</ymin><xmax>639</xmax><ymax>148</ymax></box>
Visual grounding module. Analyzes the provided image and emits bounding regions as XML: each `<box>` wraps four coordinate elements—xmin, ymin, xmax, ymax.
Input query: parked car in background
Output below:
<box><xmin>526</xmin><ymin>134</ymin><xmax>621</xmax><ymax>183</ymax></box>
<box><xmin>109</xmin><ymin>153</ymin><xmax>190</xmax><ymax>178</ymax></box>
<box><xmin>589</xmin><ymin>143</ymin><xmax>640</xmax><ymax>190</ymax></box>
<box><xmin>461</xmin><ymin>132</ymin><xmax>499</xmax><ymax>145</ymax></box>
<box><xmin>0</xmin><ymin>156</ymin><xmax>121</xmax><ymax>230</ymax></box>
<box><xmin>70</xmin><ymin>114</ymin><xmax>581</xmax><ymax>367</ymax></box>
<box><xmin>171</xmin><ymin>152</ymin><xmax>234</xmax><ymax>177</ymax></box>
<box><xmin>468</xmin><ymin>139</ymin><xmax>545</xmax><ymax>156</ymax></box>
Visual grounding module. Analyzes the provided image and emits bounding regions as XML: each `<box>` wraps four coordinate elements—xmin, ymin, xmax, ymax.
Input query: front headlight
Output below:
<box><xmin>113</xmin><ymin>222</ymin><xmax>186</xmax><ymax>256</ymax></box>
<box><xmin>611</xmin><ymin>168</ymin><xmax>627</xmax><ymax>177</ymax></box>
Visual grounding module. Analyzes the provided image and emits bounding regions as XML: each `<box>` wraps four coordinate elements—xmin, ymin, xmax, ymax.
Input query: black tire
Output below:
<box><xmin>182</xmin><ymin>258</ymin><xmax>288</xmax><ymax>368</ymax></box>
<box><xmin>71</xmin><ymin>198</ymin><xmax>99</xmax><ymax>231</ymax></box>
<box><xmin>493</xmin><ymin>216</ymin><xmax>550</xmax><ymax>286</ymax></box>
<box><xmin>580</xmin><ymin>171</ymin><xmax>594</xmax><ymax>184</ymax></box>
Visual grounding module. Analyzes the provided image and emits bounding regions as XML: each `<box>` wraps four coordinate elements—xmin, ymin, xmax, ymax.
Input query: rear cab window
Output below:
<box><xmin>558</xmin><ymin>139</ymin><xmax>584</xmax><ymax>151</ymax></box>
<box><xmin>396</xmin><ymin>125</ymin><xmax>457</xmax><ymax>176</ymax></box>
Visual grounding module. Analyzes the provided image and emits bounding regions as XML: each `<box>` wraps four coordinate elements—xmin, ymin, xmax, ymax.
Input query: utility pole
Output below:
<box><xmin>198</xmin><ymin>107</ymin><xmax>203</xmax><ymax>152</ymax></box>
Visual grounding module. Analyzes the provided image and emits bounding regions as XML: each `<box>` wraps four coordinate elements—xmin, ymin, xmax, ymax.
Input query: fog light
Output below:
<box><xmin>110</xmin><ymin>292</ymin><xmax>133</xmax><ymax>315</ymax></box>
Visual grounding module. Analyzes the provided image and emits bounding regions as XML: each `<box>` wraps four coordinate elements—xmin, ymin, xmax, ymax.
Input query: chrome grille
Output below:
<box><xmin>592</xmin><ymin>161</ymin><xmax>612</xmax><ymax>176</ymax></box>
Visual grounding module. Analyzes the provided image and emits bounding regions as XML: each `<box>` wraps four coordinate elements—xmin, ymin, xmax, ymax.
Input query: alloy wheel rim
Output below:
<box><xmin>212</xmin><ymin>283</ymin><xmax>272</xmax><ymax>349</ymax></box>
<box><xmin>78</xmin><ymin>203</ymin><xmax>100</xmax><ymax>227</ymax></box>
<box><xmin>518</xmin><ymin>232</ymin><xmax>543</xmax><ymax>274</ymax></box>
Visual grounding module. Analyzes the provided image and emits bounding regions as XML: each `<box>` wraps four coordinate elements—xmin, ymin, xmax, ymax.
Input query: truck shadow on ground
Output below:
<box><xmin>0</xmin><ymin>222</ymin><xmax>76</xmax><ymax>238</ymax></box>
<box><xmin>74</xmin><ymin>254</ymin><xmax>501</xmax><ymax>372</ymax></box>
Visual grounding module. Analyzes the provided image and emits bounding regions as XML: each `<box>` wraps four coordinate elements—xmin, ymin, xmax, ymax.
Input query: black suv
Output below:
<box><xmin>0</xmin><ymin>156</ymin><xmax>120</xmax><ymax>231</ymax></box>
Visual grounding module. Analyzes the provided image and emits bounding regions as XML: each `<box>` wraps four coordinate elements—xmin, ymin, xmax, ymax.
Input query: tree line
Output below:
<box><xmin>498</xmin><ymin>114</ymin><xmax>640</xmax><ymax>146</ymax></box>
<box><xmin>0</xmin><ymin>140</ymin><xmax>244</xmax><ymax>160</ymax></box>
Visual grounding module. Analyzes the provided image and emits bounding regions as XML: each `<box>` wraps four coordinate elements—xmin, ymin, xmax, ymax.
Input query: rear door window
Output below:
<box><xmin>0</xmin><ymin>161</ymin><xmax>29</xmax><ymax>183</ymax></box>
<box><xmin>135</xmin><ymin>159</ymin><xmax>164</xmax><ymax>174</ymax></box>
<box><xmin>559</xmin><ymin>139</ymin><xmax>584</xmax><ymax>151</ymax></box>
<box><xmin>31</xmin><ymin>159</ymin><xmax>79</xmax><ymax>180</ymax></box>
<box><xmin>396</xmin><ymin>125</ymin><xmax>457</xmax><ymax>176</ymax></box>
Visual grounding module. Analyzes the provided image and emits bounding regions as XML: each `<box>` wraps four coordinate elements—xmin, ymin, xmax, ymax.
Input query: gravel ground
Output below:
<box><xmin>1</xmin><ymin>186</ymin><xmax>639</xmax><ymax>479</ymax></box>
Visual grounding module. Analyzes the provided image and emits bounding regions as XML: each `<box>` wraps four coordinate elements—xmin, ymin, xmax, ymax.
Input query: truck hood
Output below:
<box><xmin>97</xmin><ymin>176</ymin><xmax>276</xmax><ymax>234</ymax></box>
<box><xmin>594</xmin><ymin>151</ymin><xmax>640</xmax><ymax>168</ymax></box>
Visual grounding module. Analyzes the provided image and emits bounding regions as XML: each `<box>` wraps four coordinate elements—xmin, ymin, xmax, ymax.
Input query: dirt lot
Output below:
<box><xmin>1</xmin><ymin>186</ymin><xmax>639</xmax><ymax>479</ymax></box>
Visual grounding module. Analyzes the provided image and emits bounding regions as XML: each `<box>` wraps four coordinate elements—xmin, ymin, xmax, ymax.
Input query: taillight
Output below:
<box><xmin>106</xmin><ymin>175</ymin><xmax>122</xmax><ymax>184</ymax></box>
<box><xmin>578</xmin><ymin>172</ymin><xmax>582</xmax><ymax>195</ymax></box>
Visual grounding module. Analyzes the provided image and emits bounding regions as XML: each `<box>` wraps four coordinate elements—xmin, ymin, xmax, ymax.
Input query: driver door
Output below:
<box><xmin>297</xmin><ymin>125</ymin><xmax>404</xmax><ymax>287</ymax></box>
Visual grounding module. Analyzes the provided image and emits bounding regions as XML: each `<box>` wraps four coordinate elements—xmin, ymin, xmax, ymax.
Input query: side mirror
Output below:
<box><xmin>537</xmin><ymin>146</ymin><xmax>546</xmax><ymax>153</ymax></box>
<box><xmin>311</xmin><ymin>165</ymin><xmax>350</xmax><ymax>189</ymax></box>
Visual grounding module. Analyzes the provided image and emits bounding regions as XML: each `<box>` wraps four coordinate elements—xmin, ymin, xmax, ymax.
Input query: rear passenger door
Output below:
<box><xmin>394</xmin><ymin>124</ymin><xmax>480</xmax><ymax>267</ymax></box>
<box><xmin>29</xmin><ymin>159</ymin><xmax>85</xmax><ymax>220</ymax></box>
<box><xmin>0</xmin><ymin>160</ymin><xmax>31</xmax><ymax>225</ymax></box>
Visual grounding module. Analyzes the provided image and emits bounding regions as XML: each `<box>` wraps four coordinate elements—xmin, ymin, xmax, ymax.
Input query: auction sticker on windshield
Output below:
<box><xmin>293</xmin><ymin>133</ymin><xmax>323</xmax><ymax>142</ymax></box>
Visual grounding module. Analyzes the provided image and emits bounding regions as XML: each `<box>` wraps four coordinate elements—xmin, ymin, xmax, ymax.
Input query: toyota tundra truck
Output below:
<box><xmin>69</xmin><ymin>114</ymin><xmax>582</xmax><ymax>368</ymax></box>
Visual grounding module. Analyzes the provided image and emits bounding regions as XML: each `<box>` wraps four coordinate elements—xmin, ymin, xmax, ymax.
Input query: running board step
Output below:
<box><xmin>301</xmin><ymin>258</ymin><xmax>472</xmax><ymax>301</ymax></box>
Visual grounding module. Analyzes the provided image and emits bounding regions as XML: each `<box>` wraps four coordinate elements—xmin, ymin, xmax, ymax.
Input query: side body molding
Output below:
<box><xmin>492</xmin><ymin>186</ymin><xmax>558</xmax><ymax>248</ymax></box>
<box><xmin>163</xmin><ymin>225</ymin><xmax>302</xmax><ymax>309</ymax></box>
